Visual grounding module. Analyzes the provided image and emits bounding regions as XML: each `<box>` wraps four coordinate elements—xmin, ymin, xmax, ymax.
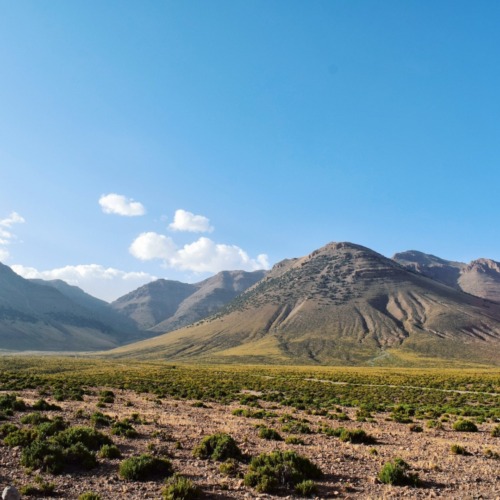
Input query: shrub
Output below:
<box><xmin>378</xmin><ymin>458</ymin><xmax>419</xmax><ymax>486</ymax></box>
<box><xmin>99</xmin><ymin>443</ymin><xmax>122</xmax><ymax>459</ymax></box>
<box><xmin>111</xmin><ymin>420</ymin><xmax>138</xmax><ymax>438</ymax></box>
<box><xmin>64</xmin><ymin>442</ymin><xmax>98</xmax><ymax>470</ymax></box>
<box><xmin>295</xmin><ymin>479</ymin><xmax>318</xmax><ymax>497</ymax></box>
<box><xmin>21</xmin><ymin>412</ymin><xmax>51</xmax><ymax>425</ymax></box>
<box><xmin>282</xmin><ymin>422</ymin><xmax>312</xmax><ymax>434</ymax></box>
<box><xmin>219</xmin><ymin>458</ymin><xmax>239</xmax><ymax>476</ymax></box>
<box><xmin>21</xmin><ymin>440</ymin><xmax>65</xmax><ymax>474</ymax></box>
<box><xmin>78</xmin><ymin>493</ymin><xmax>102</xmax><ymax>500</ymax></box>
<box><xmin>19</xmin><ymin>476</ymin><xmax>56</xmax><ymax>497</ymax></box>
<box><xmin>119</xmin><ymin>454</ymin><xmax>173</xmax><ymax>481</ymax></box>
<box><xmin>450</xmin><ymin>444</ymin><xmax>467</xmax><ymax>455</ymax></box>
<box><xmin>32</xmin><ymin>399</ymin><xmax>62</xmax><ymax>411</ymax></box>
<box><xmin>453</xmin><ymin>420</ymin><xmax>478</xmax><ymax>432</ymax></box>
<box><xmin>491</xmin><ymin>425</ymin><xmax>500</xmax><ymax>437</ymax></box>
<box><xmin>162</xmin><ymin>474</ymin><xmax>201</xmax><ymax>499</ymax></box>
<box><xmin>4</xmin><ymin>427</ymin><xmax>39</xmax><ymax>447</ymax></box>
<box><xmin>193</xmin><ymin>433</ymin><xmax>242</xmax><ymax>461</ymax></box>
<box><xmin>90</xmin><ymin>412</ymin><xmax>113</xmax><ymax>427</ymax></box>
<box><xmin>55</xmin><ymin>426</ymin><xmax>112</xmax><ymax>451</ymax></box>
<box><xmin>37</xmin><ymin>417</ymin><xmax>68</xmax><ymax>438</ymax></box>
<box><xmin>409</xmin><ymin>424</ymin><xmax>423</xmax><ymax>433</ymax></box>
<box><xmin>285</xmin><ymin>436</ymin><xmax>305</xmax><ymax>445</ymax></box>
<box><xmin>244</xmin><ymin>450</ymin><xmax>322</xmax><ymax>493</ymax></box>
<box><xmin>0</xmin><ymin>394</ymin><xmax>26</xmax><ymax>412</ymax></box>
<box><xmin>0</xmin><ymin>423</ymin><xmax>18</xmax><ymax>437</ymax></box>
<box><xmin>338</xmin><ymin>428</ymin><xmax>376</xmax><ymax>444</ymax></box>
<box><xmin>258</xmin><ymin>427</ymin><xmax>283</xmax><ymax>441</ymax></box>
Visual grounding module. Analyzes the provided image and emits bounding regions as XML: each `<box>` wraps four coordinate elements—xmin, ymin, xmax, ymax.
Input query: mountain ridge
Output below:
<box><xmin>109</xmin><ymin>242</ymin><xmax>500</xmax><ymax>366</ymax></box>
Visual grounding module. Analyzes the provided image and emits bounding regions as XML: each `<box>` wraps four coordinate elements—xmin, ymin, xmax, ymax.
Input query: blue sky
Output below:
<box><xmin>1</xmin><ymin>1</ymin><xmax>500</xmax><ymax>301</ymax></box>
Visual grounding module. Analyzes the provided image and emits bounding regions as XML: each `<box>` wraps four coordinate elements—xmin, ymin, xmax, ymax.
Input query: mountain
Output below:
<box><xmin>109</xmin><ymin>242</ymin><xmax>500</xmax><ymax>366</ymax></box>
<box><xmin>30</xmin><ymin>279</ymin><xmax>140</xmax><ymax>336</ymax></box>
<box><xmin>393</xmin><ymin>251</ymin><xmax>500</xmax><ymax>302</ymax></box>
<box><xmin>0</xmin><ymin>263</ymin><xmax>143</xmax><ymax>351</ymax></box>
<box><xmin>111</xmin><ymin>270</ymin><xmax>267</xmax><ymax>332</ymax></box>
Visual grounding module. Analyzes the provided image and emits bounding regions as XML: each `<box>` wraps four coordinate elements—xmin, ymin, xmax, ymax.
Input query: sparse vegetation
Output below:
<box><xmin>244</xmin><ymin>450</ymin><xmax>322</xmax><ymax>493</ymax></box>
<box><xmin>162</xmin><ymin>474</ymin><xmax>201</xmax><ymax>499</ymax></box>
<box><xmin>119</xmin><ymin>454</ymin><xmax>173</xmax><ymax>481</ymax></box>
<box><xmin>378</xmin><ymin>458</ymin><xmax>419</xmax><ymax>486</ymax></box>
<box><xmin>193</xmin><ymin>433</ymin><xmax>242</xmax><ymax>461</ymax></box>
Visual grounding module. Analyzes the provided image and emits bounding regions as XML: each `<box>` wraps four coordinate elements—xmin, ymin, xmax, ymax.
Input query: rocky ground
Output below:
<box><xmin>0</xmin><ymin>387</ymin><xmax>499</xmax><ymax>499</ymax></box>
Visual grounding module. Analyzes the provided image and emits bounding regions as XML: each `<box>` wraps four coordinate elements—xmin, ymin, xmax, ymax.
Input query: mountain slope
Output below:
<box><xmin>109</xmin><ymin>243</ymin><xmax>500</xmax><ymax>366</ymax></box>
<box><xmin>111</xmin><ymin>270</ymin><xmax>266</xmax><ymax>332</ymax></box>
<box><xmin>31</xmin><ymin>279</ymin><xmax>140</xmax><ymax>335</ymax></box>
<box><xmin>0</xmin><ymin>264</ymin><xmax>141</xmax><ymax>351</ymax></box>
<box><xmin>393</xmin><ymin>251</ymin><xmax>500</xmax><ymax>303</ymax></box>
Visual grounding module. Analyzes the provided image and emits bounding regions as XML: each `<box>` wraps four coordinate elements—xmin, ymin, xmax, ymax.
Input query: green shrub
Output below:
<box><xmin>32</xmin><ymin>399</ymin><xmax>62</xmax><ymax>411</ymax></box>
<box><xmin>295</xmin><ymin>479</ymin><xmax>318</xmax><ymax>497</ymax></box>
<box><xmin>64</xmin><ymin>442</ymin><xmax>98</xmax><ymax>470</ymax></box>
<box><xmin>19</xmin><ymin>476</ymin><xmax>56</xmax><ymax>497</ymax></box>
<box><xmin>99</xmin><ymin>443</ymin><xmax>122</xmax><ymax>459</ymax></box>
<box><xmin>0</xmin><ymin>394</ymin><xmax>26</xmax><ymax>412</ymax></box>
<box><xmin>0</xmin><ymin>423</ymin><xmax>18</xmax><ymax>437</ymax></box>
<box><xmin>338</xmin><ymin>428</ymin><xmax>376</xmax><ymax>444</ymax></box>
<box><xmin>119</xmin><ymin>454</ymin><xmax>173</xmax><ymax>481</ymax></box>
<box><xmin>90</xmin><ymin>412</ymin><xmax>113</xmax><ymax>427</ymax></box>
<box><xmin>453</xmin><ymin>420</ymin><xmax>478</xmax><ymax>432</ymax></box>
<box><xmin>162</xmin><ymin>474</ymin><xmax>201</xmax><ymax>499</ymax></box>
<box><xmin>21</xmin><ymin>440</ymin><xmax>65</xmax><ymax>474</ymax></box>
<box><xmin>111</xmin><ymin>420</ymin><xmax>138</xmax><ymax>438</ymax></box>
<box><xmin>491</xmin><ymin>424</ymin><xmax>500</xmax><ymax>437</ymax></box>
<box><xmin>21</xmin><ymin>412</ymin><xmax>51</xmax><ymax>425</ymax></box>
<box><xmin>78</xmin><ymin>493</ymin><xmax>102</xmax><ymax>500</ymax></box>
<box><xmin>285</xmin><ymin>435</ymin><xmax>305</xmax><ymax>445</ymax></box>
<box><xmin>193</xmin><ymin>433</ymin><xmax>242</xmax><ymax>461</ymax></box>
<box><xmin>258</xmin><ymin>427</ymin><xmax>283</xmax><ymax>441</ymax></box>
<box><xmin>37</xmin><ymin>417</ymin><xmax>67</xmax><ymax>438</ymax></box>
<box><xmin>4</xmin><ymin>427</ymin><xmax>39</xmax><ymax>447</ymax></box>
<box><xmin>244</xmin><ymin>450</ymin><xmax>322</xmax><ymax>493</ymax></box>
<box><xmin>450</xmin><ymin>444</ymin><xmax>467</xmax><ymax>455</ymax></box>
<box><xmin>409</xmin><ymin>424</ymin><xmax>423</xmax><ymax>433</ymax></box>
<box><xmin>219</xmin><ymin>458</ymin><xmax>239</xmax><ymax>476</ymax></box>
<box><xmin>378</xmin><ymin>458</ymin><xmax>419</xmax><ymax>486</ymax></box>
<box><xmin>282</xmin><ymin>422</ymin><xmax>312</xmax><ymax>434</ymax></box>
<box><xmin>55</xmin><ymin>426</ymin><xmax>112</xmax><ymax>451</ymax></box>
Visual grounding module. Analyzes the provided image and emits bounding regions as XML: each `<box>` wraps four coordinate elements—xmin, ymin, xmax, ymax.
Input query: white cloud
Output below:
<box><xmin>129</xmin><ymin>232</ymin><xmax>177</xmax><ymax>261</ymax></box>
<box><xmin>99</xmin><ymin>193</ymin><xmax>146</xmax><ymax>216</ymax></box>
<box><xmin>11</xmin><ymin>264</ymin><xmax>156</xmax><ymax>302</ymax></box>
<box><xmin>0</xmin><ymin>211</ymin><xmax>25</xmax><ymax>262</ymax></box>
<box><xmin>0</xmin><ymin>212</ymin><xmax>25</xmax><ymax>228</ymax></box>
<box><xmin>129</xmin><ymin>233</ymin><xmax>270</xmax><ymax>273</ymax></box>
<box><xmin>168</xmin><ymin>209</ymin><xmax>214</xmax><ymax>233</ymax></box>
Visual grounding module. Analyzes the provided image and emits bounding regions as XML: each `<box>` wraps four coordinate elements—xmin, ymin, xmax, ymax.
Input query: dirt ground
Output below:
<box><xmin>0</xmin><ymin>388</ymin><xmax>499</xmax><ymax>499</ymax></box>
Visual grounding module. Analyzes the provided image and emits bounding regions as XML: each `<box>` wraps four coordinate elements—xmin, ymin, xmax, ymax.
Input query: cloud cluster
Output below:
<box><xmin>0</xmin><ymin>212</ymin><xmax>25</xmax><ymax>261</ymax></box>
<box><xmin>168</xmin><ymin>209</ymin><xmax>214</xmax><ymax>233</ymax></box>
<box><xmin>129</xmin><ymin>233</ymin><xmax>269</xmax><ymax>273</ymax></box>
<box><xmin>12</xmin><ymin>264</ymin><xmax>156</xmax><ymax>302</ymax></box>
<box><xmin>99</xmin><ymin>193</ymin><xmax>146</xmax><ymax>216</ymax></box>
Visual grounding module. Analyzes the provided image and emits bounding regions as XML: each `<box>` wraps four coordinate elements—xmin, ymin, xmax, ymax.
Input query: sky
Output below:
<box><xmin>1</xmin><ymin>1</ymin><xmax>500</xmax><ymax>302</ymax></box>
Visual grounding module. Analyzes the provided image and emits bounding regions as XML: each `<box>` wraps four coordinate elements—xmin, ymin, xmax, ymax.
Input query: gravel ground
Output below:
<box><xmin>0</xmin><ymin>388</ymin><xmax>499</xmax><ymax>499</ymax></box>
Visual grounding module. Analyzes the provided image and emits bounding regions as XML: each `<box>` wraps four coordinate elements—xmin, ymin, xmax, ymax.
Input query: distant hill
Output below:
<box><xmin>0</xmin><ymin>264</ymin><xmax>143</xmax><ymax>351</ymax></box>
<box><xmin>393</xmin><ymin>251</ymin><xmax>500</xmax><ymax>302</ymax></box>
<box><xmin>111</xmin><ymin>270</ymin><xmax>267</xmax><ymax>332</ymax></box>
<box><xmin>109</xmin><ymin>242</ymin><xmax>500</xmax><ymax>366</ymax></box>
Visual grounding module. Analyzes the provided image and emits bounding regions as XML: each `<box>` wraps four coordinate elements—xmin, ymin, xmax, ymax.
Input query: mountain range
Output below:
<box><xmin>110</xmin><ymin>243</ymin><xmax>500</xmax><ymax>366</ymax></box>
<box><xmin>2</xmin><ymin>243</ymin><xmax>500</xmax><ymax>365</ymax></box>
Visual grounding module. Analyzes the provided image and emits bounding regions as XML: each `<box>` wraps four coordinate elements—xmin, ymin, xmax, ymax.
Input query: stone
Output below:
<box><xmin>2</xmin><ymin>486</ymin><xmax>20</xmax><ymax>500</ymax></box>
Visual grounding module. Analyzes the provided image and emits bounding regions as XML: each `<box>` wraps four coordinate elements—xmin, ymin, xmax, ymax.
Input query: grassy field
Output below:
<box><xmin>0</xmin><ymin>356</ymin><xmax>499</xmax><ymax>498</ymax></box>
